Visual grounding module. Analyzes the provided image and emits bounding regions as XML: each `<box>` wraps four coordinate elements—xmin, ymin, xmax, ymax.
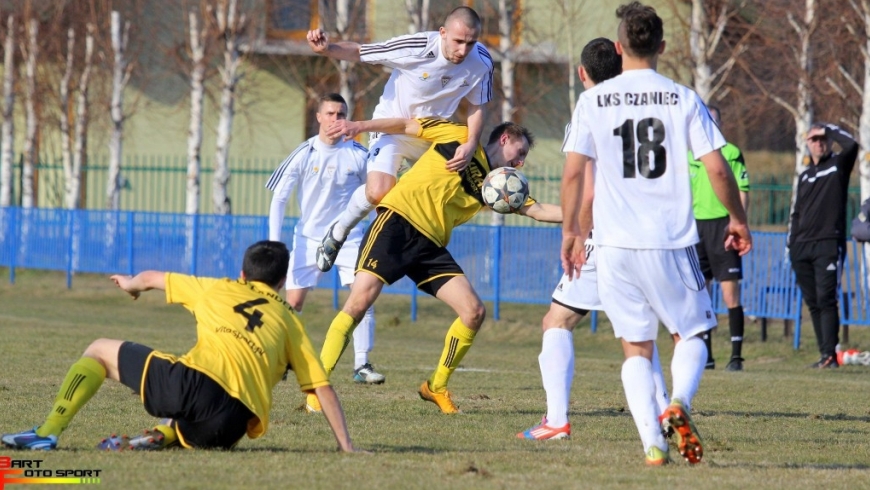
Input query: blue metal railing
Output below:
<box><xmin>9</xmin><ymin>206</ymin><xmax>870</xmax><ymax>350</ymax></box>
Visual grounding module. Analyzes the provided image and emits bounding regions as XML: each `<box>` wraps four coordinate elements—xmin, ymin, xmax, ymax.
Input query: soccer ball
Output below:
<box><xmin>482</xmin><ymin>167</ymin><xmax>529</xmax><ymax>214</ymax></box>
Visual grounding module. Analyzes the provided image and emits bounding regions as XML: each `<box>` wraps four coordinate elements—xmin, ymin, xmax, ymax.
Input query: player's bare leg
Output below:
<box><xmin>418</xmin><ymin>276</ymin><xmax>485</xmax><ymax>414</ymax></box>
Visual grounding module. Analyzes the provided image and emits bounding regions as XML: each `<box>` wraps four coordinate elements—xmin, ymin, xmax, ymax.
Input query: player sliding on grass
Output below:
<box><xmin>2</xmin><ymin>241</ymin><xmax>361</xmax><ymax>452</ymax></box>
<box><xmin>304</xmin><ymin>117</ymin><xmax>561</xmax><ymax>415</ymax></box>
<box><xmin>517</xmin><ymin>38</ymin><xmax>671</xmax><ymax>443</ymax></box>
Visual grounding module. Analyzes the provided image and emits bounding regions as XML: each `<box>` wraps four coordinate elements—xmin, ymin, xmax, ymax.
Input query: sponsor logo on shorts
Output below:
<box><xmin>728</xmin><ymin>268</ymin><xmax>740</xmax><ymax>273</ymax></box>
<box><xmin>706</xmin><ymin>311</ymin><xmax>712</xmax><ymax>319</ymax></box>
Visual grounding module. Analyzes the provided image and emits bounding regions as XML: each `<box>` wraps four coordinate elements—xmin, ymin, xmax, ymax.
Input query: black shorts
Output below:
<box><xmin>357</xmin><ymin>208</ymin><xmax>463</xmax><ymax>296</ymax></box>
<box><xmin>118</xmin><ymin>342</ymin><xmax>254</xmax><ymax>450</ymax></box>
<box><xmin>695</xmin><ymin>216</ymin><xmax>742</xmax><ymax>282</ymax></box>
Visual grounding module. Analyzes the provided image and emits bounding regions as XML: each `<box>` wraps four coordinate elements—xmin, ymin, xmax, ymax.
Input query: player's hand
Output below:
<box><xmin>327</xmin><ymin>120</ymin><xmax>361</xmax><ymax>141</ymax></box>
<box><xmin>723</xmin><ymin>221</ymin><xmax>752</xmax><ymax>256</ymax></box>
<box><xmin>110</xmin><ymin>274</ymin><xmax>140</xmax><ymax>300</ymax></box>
<box><xmin>560</xmin><ymin>235</ymin><xmax>587</xmax><ymax>281</ymax></box>
<box><xmin>307</xmin><ymin>29</ymin><xmax>328</xmax><ymax>54</ymax></box>
<box><xmin>445</xmin><ymin>142</ymin><xmax>474</xmax><ymax>172</ymax></box>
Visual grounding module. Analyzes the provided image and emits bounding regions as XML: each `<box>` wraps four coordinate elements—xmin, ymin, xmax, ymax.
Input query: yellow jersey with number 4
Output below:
<box><xmin>164</xmin><ymin>272</ymin><xmax>329</xmax><ymax>439</ymax></box>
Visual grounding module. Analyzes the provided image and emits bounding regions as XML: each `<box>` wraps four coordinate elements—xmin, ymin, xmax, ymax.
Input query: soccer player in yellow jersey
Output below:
<box><xmin>1</xmin><ymin>241</ymin><xmax>360</xmax><ymax>452</ymax></box>
<box><xmin>305</xmin><ymin>116</ymin><xmax>562</xmax><ymax>414</ymax></box>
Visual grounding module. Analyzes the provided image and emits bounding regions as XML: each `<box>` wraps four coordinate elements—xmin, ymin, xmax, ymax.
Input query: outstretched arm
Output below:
<box><xmin>327</xmin><ymin>118</ymin><xmax>421</xmax><ymax>140</ymax></box>
<box><xmin>313</xmin><ymin>385</ymin><xmax>360</xmax><ymax>453</ymax></box>
<box><xmin>110</xmin><ymin>271</ymin><xmax>166</xmax><ymax>299</ymax></box>
<box><xmin>307</xmin><ymin>29</ymin><xmax>361</xmax><ymax>62</ymax></box>
<box><xmin>517</xmin><ymin>202</ymin><xmax>562</xmax><ymax>223</ymax></box>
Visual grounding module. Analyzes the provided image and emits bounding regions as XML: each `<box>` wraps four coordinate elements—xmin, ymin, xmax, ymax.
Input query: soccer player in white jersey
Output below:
<box><xmin>517</xmin><ymin>38</ymin><xmax>670</xmax><ymax>442</ymax></box>
<box><xmin>306</xmin><ymin>6</ymin><xmax>494</xmax><ymax>272</ymax></box>
<box><xmin>561</xmin><ymin>2</ymin><xmax>751</xmax><ymax>466</ymax></box>
<box><xmin>266</xmin><ymin>93</ymin><xmax>384</xmax><ymax>389</ymax></box>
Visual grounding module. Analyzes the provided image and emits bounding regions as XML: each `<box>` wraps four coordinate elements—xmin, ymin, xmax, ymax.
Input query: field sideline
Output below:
<box><xmin>1</xmin><ymin>269</ymin><xmax>869</xmax><ymax>489</ymax></box>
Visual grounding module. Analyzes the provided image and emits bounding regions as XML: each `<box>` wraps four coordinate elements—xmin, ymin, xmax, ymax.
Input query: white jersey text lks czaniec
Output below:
<box><xmin>360</xmin><ymin>31</ymin><xmax>493</xmax><ymax>120</ymax></box>
<box><xmin>563</xmin><ymin>69</ymin><xmax>725</xmax><ymax>249</ymax></box>
<box><xmin>266</xmin><ymin>137</ymin><xmax>368</xmax><ymax>242</ymax></box>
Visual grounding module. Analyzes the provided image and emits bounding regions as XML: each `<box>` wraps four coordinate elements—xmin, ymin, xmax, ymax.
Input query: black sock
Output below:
<box><xmin>728</xmin><ymin>307</ymin><xmax>744</xmax><ymax>359</ymax></box>
<box><xmin>703</xmin><ymin>330</ymin><xmax>714</xmax><ymax>363</ymax></box>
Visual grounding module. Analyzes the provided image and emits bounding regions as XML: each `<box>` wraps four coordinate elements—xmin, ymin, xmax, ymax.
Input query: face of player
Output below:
<box><xmin>317</xmin><ymin>101</ymin><xmax>348</xmax><ymax>143</ymax></box>
<box><xmin>439</xmin><ymin>20</ymin><xmax>479</xmax><ymax>64</ymax></box>
<box><xmin>494</xmin><ymin>134</ymin><xmax>529</xmax><ymax>169</ymax></box>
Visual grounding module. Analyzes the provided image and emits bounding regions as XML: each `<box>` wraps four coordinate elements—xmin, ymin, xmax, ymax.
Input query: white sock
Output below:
<box><xmin>651</xmin><ymin>343</ymin><xmax>670</xmax><ymax>414</ymax></box>
<box><xmin>353</xmin><ymin>306</ymin><xmax>375</xmax><ymax>369</ymax></box>
<box><xmin>539</xmin><ymin>328</ymin><xmax>574</xmax><ymax>428</ymax></box>
<box><xmin>622</xmin><ymin>356</ymin><xmax>668</xmax><ymax>452</ymax></box>
<box><xmin>334</xmin><ymin>185</ymin><xmax>374</xmax><ymax>241</ymax></box>
<box><xmin>670</xmin><ymin>336</ymin><xmax>707</xmax><ymax>410</ymax></box>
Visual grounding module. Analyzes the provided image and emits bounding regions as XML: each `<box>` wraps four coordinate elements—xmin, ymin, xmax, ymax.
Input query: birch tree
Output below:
<box><xmin>213</xmin><ymin>0</ymin><xmax>243</xmax><ymax>215</ymax></box>
<box><xmin>106</xmin><ymin>11</ymin><xmax>132</xmax><ymax>211</ymax></box>
<box><xmin>1</xmin><ymin>15</ymin><xmax>15</xmax><ymax>207</ymax></box>
<box><xmin>19</xmin><ymin>18</ymin><xmax>37</xmax><ymax>209</ymax></box>
<box><xmin>186</xmin><ymin>8</ymin><xmax>208</xmax><ymax>216</ymax></box>
<box><xmin>72</xmin><ymin>27</ymin><xmax>95</xmax><ymax>211</ymax></box>
<box><xmin>490</xmin><ymin>0</ymin><xmax>517</xmax><ymax>227</ymax></box>
<box><xmin>842</xmin><ymin>0</ymin><xmax>870</xmax><ymax>202</ymax></box>
<box><xmin>405</xmin><ymin>0</ymin><xmax>430</xmax><ymax>33</ymax></box>
<box><xmin>689</xmin><ymin>0</ymin><xmax>752</xmax><ymax>103</ymax></box>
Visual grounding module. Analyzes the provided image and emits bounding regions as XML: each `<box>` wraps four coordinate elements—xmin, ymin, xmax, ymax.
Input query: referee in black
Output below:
<box><xmin>788</xmin><ymin>123</ymin><xmax>859</xmax><ymax>368</ymax></box>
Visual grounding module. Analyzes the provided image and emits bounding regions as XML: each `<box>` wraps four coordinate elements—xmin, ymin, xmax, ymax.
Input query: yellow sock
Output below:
<box><xmin>429</xmin><ymin>318</ymin><xmax>477</xmax><ymax>393</ymax></box>
<box><xmin>320</xmin><ymin>311</ymin><xmax>359</xmax><ymax>377</ymax></box>
<box><xmin>38</xmin><ymin>357</ymin><xmax>106</xmax><ymax>437</ymax></box>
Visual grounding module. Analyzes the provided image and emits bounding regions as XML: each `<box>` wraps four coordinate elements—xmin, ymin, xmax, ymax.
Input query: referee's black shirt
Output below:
<box><xmin>788</xmin><ymin>126</ymin><xmax>859</xmax><ymax>246</ymax></box>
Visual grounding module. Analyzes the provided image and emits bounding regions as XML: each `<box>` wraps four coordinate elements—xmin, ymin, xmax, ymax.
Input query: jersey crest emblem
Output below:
<box><xmin>312</xmin><ymin>166</ymin><xmax>319</xmax><ymax>174</ymax></box>
<box><xmin>441</xmin><ymin>75</ymin><xmax>452</xmax><ymax>87</ymax></box>
<box><xmin>419</xmin><ymin>72</ymin><xmax>430</xmax><ymax>81</ymax></box>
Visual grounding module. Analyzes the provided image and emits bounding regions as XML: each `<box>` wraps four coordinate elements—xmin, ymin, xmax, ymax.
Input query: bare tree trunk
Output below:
<box><xmin>187</xmin><ymin>9</ymin><xmax>206</xmax><ymax>216</ymax></box>
<box><xmin>214</xmin><ymin>0</ymin><xmax>242</xmax><ymax>216</ymax></box>
<box><xmin>404</xmin><ymin>0</ymin><xmax>429</xmax><ymax>33</ymax></box>
<box><xmin>20</xmin><ymin>18</ymin><xmax>36</xmax><ymax>209</ymax></box>
<box><xmin>490</xmin><ymin>0</ymin><xmax>515</xmax><ymax>228</ymax></box>
<box><xmin>689</xmin><ymin>0</ymin><xmax>749</xmax><ymax>104</ymax></box>
<box><xmin>1</xmin><ymin>15</ymin><xmax>15</xmax><ymax>207</ymax></box>
<box><xmin>334</xmin><ymin>0</ymin><xmax>356</xmax><ymax>116</ymax></box>
<box><xmin>107</xmin><ymin>11</ymin><xmax>131</xmax><ymax>211</ymax></box>
<box><xmin>690</xmin><ymin>0</ymin><xmax>713</xmax><ymax>101</ymax></box>
<box><xmin>73</xmin><ymin>26</ymin><xmax>94</xmax><ymax>211</ymax></box>
<box><xmin>60</xmin><ymin>28</ymin><xmax>75</xmax><ymax>209</ymax></box>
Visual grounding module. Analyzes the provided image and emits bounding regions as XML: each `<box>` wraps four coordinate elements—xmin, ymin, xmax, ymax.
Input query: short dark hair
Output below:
<box><xmin>616</xmin><ymin>2</ymin><xmax>664</xmax><ymax>58</ymax></box>
<box><xmin>445</xmin><ymin>6</ymin><xmax>481</xmax><ymax>30</ymax></box>
<box><xmin>581</xmin><ymin>38</ymin><xmax>621</xmax><ymax>84</ymax></box>
<box><xmin>242</xmin><ymin>240</ymin><xmax>289</xmax><ymax>288</ymax></box>
<box><xmin>319</xmin><ymin>93</ymin><xmax>347</xmax><ymax>110</ymax></box>
<box><xmin>487</xmin><ymin>122</ymin><xmax>535</xmax><ymax>149</ymax></box>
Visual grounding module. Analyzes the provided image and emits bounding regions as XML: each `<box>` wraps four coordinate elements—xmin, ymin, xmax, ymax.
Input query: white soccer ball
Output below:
<box><xmin>481</xmin><ymin>167</ymin><xmax>530</xmax><ymax>214</ymax></box>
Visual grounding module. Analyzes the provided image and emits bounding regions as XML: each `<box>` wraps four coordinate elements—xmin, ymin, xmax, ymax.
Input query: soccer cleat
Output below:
<box><xmin>725</xmin><ymin>357</ymin><xmax>744</xmax><ymax>371</ymax></box>
<box><xmin>704</xmin><ymin>359</ymin><xmax>715</xmax><ymax>370</ymax></box>
<box><xmin>418</xmin><ymin>381</ymin><xmax>460</xmax><ymax>414</ymax></box>
<box><xmin>353</xmin><ymin>363</ymin><xmax>386</xmax><ymax>384</ymax></box>
<box><xmin>315</xmin><ymin>223</ymin><xmax>346</xmax><ymax>272</ymax></box>
<box><xmin>1</xmin><ymin>427</ymin><xmax>57</xmax><ymax>450</ymax></box>
<box><xmin>810</xmin><ymin>355</ymin><xmax>839</xmax><ymax>369</ymax></box>
<box><xmin>98</xmin><ymin>423</ymin><xmax>178</xmax><ymax>451</ymax></box>
<box><xmin>657</xmin><ymin>413</ymin><xmax>673</xmax><ymax>439</ymax></box>
<box><xmin>662</xmin><ymin>399</ymin><xmax>704</xmax><ymax>464</ymax></box>
<box><xmin>305</xmin><ymin>393</ymin><xmax>322</xmax><ymax>413</ymax></box>
<box><xmin>645</xmin><ymin>446</ymin><xmax>670</xmax><ymax>466</ymax></box>
<box><xmin>516</xmin><ymin>421</ymin><xmax>571</xmax><ymax>440</ymax></box>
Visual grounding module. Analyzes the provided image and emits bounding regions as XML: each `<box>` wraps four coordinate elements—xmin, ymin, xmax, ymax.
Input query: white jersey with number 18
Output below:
<box><xmin>563</xmin><ymin>69</ymin><xmax>725</xmax><ymax>250</ymax></box>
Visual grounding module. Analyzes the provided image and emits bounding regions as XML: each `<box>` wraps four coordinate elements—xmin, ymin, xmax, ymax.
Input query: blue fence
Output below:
<box><xmin>4</xmin><ymin>206</ymin><xmax>870</xmax><ymax>350</ymax></box>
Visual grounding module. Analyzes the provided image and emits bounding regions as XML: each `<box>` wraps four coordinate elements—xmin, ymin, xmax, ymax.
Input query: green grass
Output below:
<box><xmin>2</xmin><ymin>269</ymin><xmax>870</xmax><ymax>489</ymax></box>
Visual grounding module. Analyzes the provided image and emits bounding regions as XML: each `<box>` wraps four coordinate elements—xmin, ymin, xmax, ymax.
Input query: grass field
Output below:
<box><xmin>2</xmin><ymin>269</ymin><xmax>870</xmax><ymax>489</ymax></box>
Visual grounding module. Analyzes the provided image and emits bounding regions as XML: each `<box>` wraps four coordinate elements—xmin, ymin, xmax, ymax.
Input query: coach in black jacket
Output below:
<box><xmin>788</xmin><ymin>123</ymin><xmax>859</xmax><ymax>368</ymax></box>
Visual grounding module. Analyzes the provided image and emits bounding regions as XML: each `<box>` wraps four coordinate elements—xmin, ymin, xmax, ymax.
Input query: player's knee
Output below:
<box><xmin>82</xmin><ymin>339</ymin><xmax>113</xmax><ymax>368</ymax></box>
<box><xmin>365</xmin><ymin>175</ymin><xmax>396</xmax><ymax>204</ymax></box>
<box><xmin>462</xmin><ymin>303</ymin><xmax>486</xmax><ymax>330</ymax></box>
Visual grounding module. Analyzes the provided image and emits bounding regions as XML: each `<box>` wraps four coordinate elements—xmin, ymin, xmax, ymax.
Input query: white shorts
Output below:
<box><xmin>286</xmin><ymin>235</ymin><xmax>361</xmax><ymax>289</ymax></box>
<box><xmin>367</xmin><ymin>133</ymin><xmax>431</xmax><ymax>176</ymax></box>
<box><xmin>597</xmin><ymin>245</ymin><xmax>716</xmax><ymax>342</ymax></box>
<box><xmin>551</xmin><ymin>237</ymin><xmax>601</xmax><ymax>310</ymax></box>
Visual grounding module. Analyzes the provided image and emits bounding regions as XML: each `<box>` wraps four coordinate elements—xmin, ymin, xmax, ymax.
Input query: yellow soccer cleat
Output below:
<box><xmin>305</xmin><ymin>393</ymin><xmax>322</xmax><ymax>413</ymax></box>
<box><xmin>418</xmin><ymin>381</ymin><xmax>461</xmax><ymax>414</ymax></box>
<box><xmin>645</xmin><ymin>446</ymin><xmax>670</xmax><ymax>466</ymax></box>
